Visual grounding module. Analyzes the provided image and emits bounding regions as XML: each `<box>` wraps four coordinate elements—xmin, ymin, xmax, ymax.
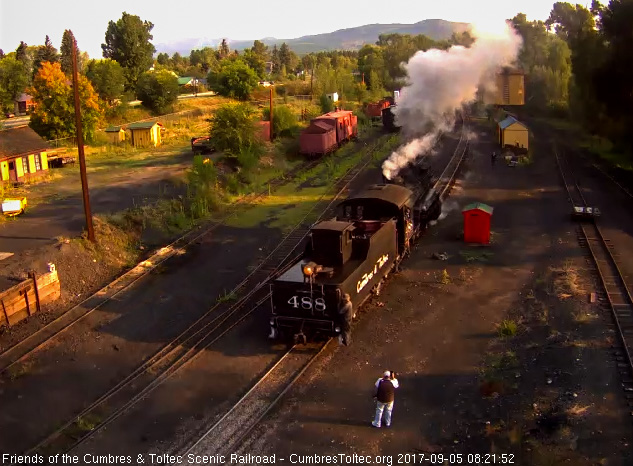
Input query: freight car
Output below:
<box><xmin>269</xmin><ymin>171</ymin><xmax>442</xmax><ymax>343</ymax></box>
<box><xmin>299</xmin><ymin>110</ymin><xmax>358</xmax><ymax>157</ymax></box>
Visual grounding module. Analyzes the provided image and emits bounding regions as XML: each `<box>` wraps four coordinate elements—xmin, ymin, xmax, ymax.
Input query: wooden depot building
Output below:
<box><xmin>0</xmin><ymin>126</ymin><xmax>50</xmax><ymax>182</ymax></box>
<box><xmin>497</xmin><ymin>116</ymin><xmax>529</xmax><ymax>153</ymax></box>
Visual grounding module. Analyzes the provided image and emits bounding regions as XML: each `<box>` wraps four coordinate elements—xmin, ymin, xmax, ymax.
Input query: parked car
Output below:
<box><xmin>4</xmin><ymin>113</ymin><xmax>15</xmax><ymax>118</ymax></box>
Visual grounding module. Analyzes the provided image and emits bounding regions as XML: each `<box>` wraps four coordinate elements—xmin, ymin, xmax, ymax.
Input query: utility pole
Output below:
<box><xmin>269</xmin><ymin>86</ymin><xmax>274</xmax><ymax>141</ymax></box>
<box><xmin>71</xmin><ymin>37</ymin><xmax>95</xmax><ymax>242</ymax></box>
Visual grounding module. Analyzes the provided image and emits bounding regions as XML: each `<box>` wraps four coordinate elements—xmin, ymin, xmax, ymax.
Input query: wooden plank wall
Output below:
<box><xmin>0</xmin><ymin>270</ymin><xmax>60</xmax><ymax>327</ymax></box>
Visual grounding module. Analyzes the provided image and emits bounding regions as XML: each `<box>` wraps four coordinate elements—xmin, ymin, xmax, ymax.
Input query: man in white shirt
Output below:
<box><xmin>372</xmin><ymin>370</ymin><xmax>399</xmax><ymax>428</ymax></box>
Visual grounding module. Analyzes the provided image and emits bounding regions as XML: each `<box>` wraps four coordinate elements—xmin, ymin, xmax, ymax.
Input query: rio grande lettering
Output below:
<box><xmin>356</xmin><ymin>254</ymin><xmax>389</xmax><ymax>293</ymax></box>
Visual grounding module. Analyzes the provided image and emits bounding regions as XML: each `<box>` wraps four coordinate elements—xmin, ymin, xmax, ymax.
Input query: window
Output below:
<box><xmin>22</xmin><ymin>157</ymin><xmax>29</xmax><ymax>174</ymax></box>
<box><xmin>34</xmin><ymin>154</ymin><xmax>41</xmax><ymax>171</ymax></box>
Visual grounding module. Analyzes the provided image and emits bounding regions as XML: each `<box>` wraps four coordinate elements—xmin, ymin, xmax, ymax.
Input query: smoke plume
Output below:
<box><xmin>382</xmin><ymin>21</ymin><xmax>522</xmax><ymax>180</ymax></box>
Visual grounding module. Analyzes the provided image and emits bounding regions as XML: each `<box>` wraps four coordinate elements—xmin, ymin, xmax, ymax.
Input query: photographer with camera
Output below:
<box><xmin>371</xmin><ymin>370</ymin><xmax>399</xmax><ymax>428</ymax></box>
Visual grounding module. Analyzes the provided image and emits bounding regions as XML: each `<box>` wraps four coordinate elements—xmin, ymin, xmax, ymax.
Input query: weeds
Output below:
<box><xmin>459</xmin><ymin>250</ymin><xmax>494</xmax><ymax>263</ymax></box>
<box><xmin>74</xmin><ymin>414</ymin><xmax>102</xmax><ymax>432</ymax></box>
<box><xmin>438</xmin><ymin>269</ymin><xmax>451</xmax><ymax>285</ymax></box>
<box><xmin>217</xmin><ymin>289</ymin><xmax>237</xmax><ymax>303</ymax></box>
<box><xmin>497</xmin><ymin>319</ymin><xmax>518</xmax><ymax>338</ymax></box>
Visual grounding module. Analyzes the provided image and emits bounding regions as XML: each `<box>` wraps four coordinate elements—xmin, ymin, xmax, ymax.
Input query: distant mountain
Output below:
<box><xmin>155</xmin><ymin>19</ymin><xmax>470</xmax><ymax>56</ymax></box>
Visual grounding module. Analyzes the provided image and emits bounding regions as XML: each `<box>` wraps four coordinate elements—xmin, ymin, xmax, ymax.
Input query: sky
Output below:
<box><xmin>0</xmin><ymin>0</ymin><xmax>559</xmax><ymax>58</ymax></box>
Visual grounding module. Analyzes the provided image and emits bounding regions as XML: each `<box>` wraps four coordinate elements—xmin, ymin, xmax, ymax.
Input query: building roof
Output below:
<box><xmin>105</xmin><ymin>125</ymin><xmax>123</xmax><ymax>132</ymax></box>
<box><xmin>127</xmin><ymin>121</ymin><xmax>162</xmax><ymax>130</ymax></box>
<box><xmin>312</xmin><ymin>220</ymin><xmax>354</xmax><ymax>232</ymax></box>
<box><xmin>462</xmin><ymin>202</ymin><xmax>494</xmax><ymax>215</ymax></box>
<box><xmin>177</xmin><ymin>77</ymin><xmax>193</xmax><ymax>85</ymax></box>
<box><xmin>0</xmin><ymin>126</ymin><xmax>50</xmax><ymax>159</ymax></box>
<box><xmin>304</xmin><ymin>121</ymin><xmax>335</xmax><ymax>134</ymax></box>
<box><xmin>16</xmin><ymin>93</ymin><xmax>33</xmax><ymax>102</ymax></box>
<box><xmin>344</xmin><ymin>184</ymin><xmax>413</xmax><ymax>208</ymax></box>
<box><xmin>498</xmin><ymin>116</ymin><xmax>527</xmax><ymax>130</ymax></box>
<box><xmin>318</xmin><ymin>110</ymin><xmax>354</xmax><ymax>119</ymax></box>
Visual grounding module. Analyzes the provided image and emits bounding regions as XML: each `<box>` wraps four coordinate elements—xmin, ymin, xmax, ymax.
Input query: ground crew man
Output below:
<box><xmin>338</xmin><ymin>293</ymin><xmax>353</xmax><ymax>346</ymax></box>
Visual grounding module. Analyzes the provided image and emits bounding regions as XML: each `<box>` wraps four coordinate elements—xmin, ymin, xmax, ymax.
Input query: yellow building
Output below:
<box><xmin>494</xmin><ymin>68</ymin><xmax>525</xmax><ymax>106</ymax></box>
<box><xmin>128</xmin><ymin>121</ymin><xmax>163</xmax><ymax>148</ymax></box>
<box><xmin>498</xmin><ymin>116</ymin><xmax>529</xmax><ymax>153</ymax></box>
<box><xmin>105</xmin><ymin>125</ymin><xmax>126</xmax><ymax>143</ymax></box>
<box><xmin>0</xmin><ymin>126</ymin><xmax>50</xmax><ymax>182</ymax></box>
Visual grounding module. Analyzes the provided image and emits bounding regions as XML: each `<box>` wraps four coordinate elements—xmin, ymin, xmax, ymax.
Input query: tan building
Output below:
<box><xmin>105</xmin><ymin>126</ymin><xmax>126</xmax><ymax>143</ymax></box>
<box><xmin>497</xmin><ymin>116</ymin><xmax>528</xmax><ymax>153</ymax></box>
<box><xmin>494</xmin><ymin>68</ymin><xmax>525</xmax><ymax>106</ymax></box>
<box><xmin>128</xmin><ymin>121</ymin><xmax>163</xmax><ymax>148</ymax></box>
<box><xmin>0</xmin><ymin>126</ymin><xmax>50</xmax><ymax>182</ymax></box>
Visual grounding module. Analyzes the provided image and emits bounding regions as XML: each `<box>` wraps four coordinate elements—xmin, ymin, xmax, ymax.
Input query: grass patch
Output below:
<box><xmin>497</xmin><ymin>319</ymin><xmax>518</xmax><ymax>338</ymax></box>
<box><xmin>438</xmin><ymin>269</ymin><xmax>451</xmax><ymax>285</ymax></box>
<box><xmin>74</xmin><ymin>413</ymin><xmax>102</xmax><ymax>433</ymax></box>
<box><xmin>5</xmin><ymin>360</ymin><xmax>34</xmax><ymax>381</ymax></box>
<box><xmin>217</xmin><ymin>289</ymin><xmax>237</xmax><ymax>303</ymax></box>
<box><xmin>459</xmin><ymin>250</ymin><xmax>494</xmax><ymax>263</ymax></box>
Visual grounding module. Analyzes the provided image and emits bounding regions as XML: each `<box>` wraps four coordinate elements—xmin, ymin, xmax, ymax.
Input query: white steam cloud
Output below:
<box><xmin>382</xmin><ymin>21</ymin><xmax>522</xmax><ymax>180</ymax></box>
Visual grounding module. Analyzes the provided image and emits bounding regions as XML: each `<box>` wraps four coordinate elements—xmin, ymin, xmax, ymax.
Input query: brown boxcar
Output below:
<box><xmin>299</xmin><ymin>120</ymin><xmax>337</xmax><ymax>156</ymax></box>
<box><xmin>365</xmin><ymin>99</ymin><xmax>390</xmax><ymax>118</ymax></box>
<box><xmin>299</xmin><ymin>110</ymin><xmax>358</xmax><ymax>157</ymax></box>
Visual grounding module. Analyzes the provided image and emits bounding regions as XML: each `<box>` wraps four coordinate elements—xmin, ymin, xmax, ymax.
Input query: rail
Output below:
<box><xmin>176</xmin><ymin>341</ymin><xmax>330</xmax><ymax>459</ymax></box>
<box><xmin>0</xmin><ymin>156</ymin><xmax>322</xmax><ymax>375</ymax></box>
<box><xmin>432</xmin><ymin>121</ymin><xmax>469</xmax><ymax>200</ymax></box>
<box><xmin>24</xmin><ymin>136</ymin><xmax>390</xmax><ymax>457</ymax></box>
<box><xmin>169</xmin><ymin>122</ymin><xmax>473</xmax><ymax>457</ymax></box>
<box><xmin>554</xmin><ymin>146</ymin><xmax>633</xmax><ymax>392</ymax></box>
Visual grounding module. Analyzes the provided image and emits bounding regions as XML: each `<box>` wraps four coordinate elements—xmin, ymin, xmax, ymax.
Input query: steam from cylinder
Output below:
<box><xmin>382</xmin><ymin>21</ymin><xmax>522</xmax><ymax>180</ymax></box>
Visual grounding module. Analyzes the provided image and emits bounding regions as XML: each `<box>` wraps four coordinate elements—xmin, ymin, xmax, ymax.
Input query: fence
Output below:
<box><xmin>0</xmin><ymin>265</ymin><xmax>60</xmax><ymax>327</ymax></box>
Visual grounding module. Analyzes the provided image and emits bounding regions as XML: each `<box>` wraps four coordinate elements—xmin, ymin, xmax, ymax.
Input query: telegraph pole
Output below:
<box><xmin>71</xmin><ymin>37</ymin><xmax>95</xmax><ymax>242</ymax></box>
<box><xmin>269</xmin><ymin>87</ymin><xmax>274</xmax><ymax>141</ymax></box>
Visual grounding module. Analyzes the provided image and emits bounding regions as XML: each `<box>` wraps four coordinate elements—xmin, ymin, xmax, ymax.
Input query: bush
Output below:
<box><xmin>209</xmin><ymin>103</ymin><xmax>260</xmax><ymax>156</ymax></box>
<box><xmin>262</xmin><ymin>105</ymin><xmax>298</xmax><ymax>137</ymax></box>
<box><xmin>136</xmin><ymin>70</ymin><xmax>179</xmax><ymax>114</ymax></box>
<box><xmin>319</xmin><ymin>94</ymin><xmax>334</xmax><ymax>114</ymax></box>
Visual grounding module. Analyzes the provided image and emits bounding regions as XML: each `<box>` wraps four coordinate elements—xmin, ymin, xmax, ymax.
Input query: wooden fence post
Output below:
<box><xmin>1</xmin><ymin>299</ymin><xmax>8</xmax><ymax>326</ymax></box>
<box><xmin>29</xmin><ymin>272</ymin><xmax>41</xmax><ymax>314</ymax></box>
<box><xmin>23</xmin><ymin>288</ymin><xmax>31</xmax><ymax>316</ymax></box>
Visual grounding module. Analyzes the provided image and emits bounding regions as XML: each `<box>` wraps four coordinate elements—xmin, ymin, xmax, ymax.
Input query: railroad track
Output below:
<box><xmin>174</xmin><ymin>341</ymin><xmax>330</xmax><ymax>460</ymax></box>
<box><xmin>168</xmin><ymin>124</ymin><xmax>472</xmax><ymax>457</ymax></box>
<box><xmin>554</xmin><ymin>146</ymin><xmax>633</xmax><ymax>406</ymax></box>
<box><xmin>434</xmin><ymin>125</ymin><xmax>468</xmax><ymax>200</ymax></box>
<box><xmin>25</xmin><ymin>136</ymin><xmax>391</xmax><ymax>457</ymax></box>
<box><xmin>0</xmin><ymin>154</ymin><xmax>328</xmax><ymax>375</ymax></box>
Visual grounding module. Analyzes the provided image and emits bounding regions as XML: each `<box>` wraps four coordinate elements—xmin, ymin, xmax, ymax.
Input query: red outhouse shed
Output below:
<box><xmin>462</xmin><ymin>203</ymin><xmax>494</xmax><ymax>244</ymax></box>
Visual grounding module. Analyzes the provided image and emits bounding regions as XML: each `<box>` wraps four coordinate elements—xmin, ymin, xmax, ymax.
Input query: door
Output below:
<box><xmin>8</xmin><ymin>161</ymin><xmax>17</xmax><ymax>182</ymax></box>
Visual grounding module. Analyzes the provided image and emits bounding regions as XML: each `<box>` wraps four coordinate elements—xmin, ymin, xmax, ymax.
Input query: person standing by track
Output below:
<box><xmin>338</xmin><ymin>293</ymin><xmax>354</xmax><ymax>346</ymax></box>
<box><xmin>491</xmin><ymin>151</ymin><xmax>497</xmax><ymax>166</ymax></box>
<box><xmin>372</xmin><ymin>370</ymin><xmax>399</xmax><ymax>428</ymax></box>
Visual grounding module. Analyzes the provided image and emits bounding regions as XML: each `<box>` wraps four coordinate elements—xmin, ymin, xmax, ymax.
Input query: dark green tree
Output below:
<box><xmin>15</xmin><ymin>42</ymin><xmax>28</xmax><ymax>63</ymax></box>
<box><xmin>102</xmin><ymin>12</ymin><xmax>156</xmax><ymax>91</ymax></box>
<box><xmin>85</xmin><ymin>58</ymin><xmax>126</xmax><ymax>104</ymax></box>
<box><xmin>0</xmin><ymin>50</ymin><xmax>4</xmax><ymax>59</ymax></box>
<box><xmin>208</xmin><ymin>59</ymin><xmax>259</xmax><ymax>100</ymax></box>
<box><xmin>60</xmin><ymin>30</ymin><xmax>81</xmax><ymax>75</ymax></box>
<box><xmin>593</xmin><ymin>0</ymin><xmax>633</xmax><ymax>150</ymax></box>
<box><xmin>0</xmin><ymin>57</ymin><xmax>29</xmax><ymax>112</ymax></box>
<box><xmin>156</xmin><ymin>52</ymin><xmax>170</xmax><ymax>66</ymax></box>
<box><xmin>262</xmin><ymin>105</ymin><xmax>297</xmax><ymax>137</ymax></box>
<box><xmin>271</xmin><ymin>44</ymin><xmax>280</xmax><ymax>74</ymax></box>
<box><xmin>136</xmin><ymin>69</ymin><xmax>179</xmax><ymax>114</ymax></box>
<box><xmin>33</xmin><ymin>35</ymin><xmax>59</xmax><ymax>75</ymax></box>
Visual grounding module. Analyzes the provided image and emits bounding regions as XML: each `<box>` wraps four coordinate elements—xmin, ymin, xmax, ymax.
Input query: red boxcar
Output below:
<box><xmin>300</xmin><ymin>110</ymin><xmax>358</xmax><ymax>156</ymax></box>
<box><xmin>365</xmin><ymin>99</ymin><xmax>391</xmax><ymax>118</ymax></box>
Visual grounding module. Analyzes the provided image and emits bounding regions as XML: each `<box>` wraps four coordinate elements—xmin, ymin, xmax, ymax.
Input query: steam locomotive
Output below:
<box><xmin>268</xmin><ymin>160</ymin><xmax>442</xmax><ymax>343</ymax></box>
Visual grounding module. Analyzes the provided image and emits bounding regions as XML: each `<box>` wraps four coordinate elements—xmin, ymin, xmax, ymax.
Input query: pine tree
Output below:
<box><xmin>60</xmin><ymin>30</ymin><xmax>80</xmax><ymax>75</ymax></box>
<box><xmin>15</xmin><ymin>41</ymin><xmax>28</xmax><ymax>63</ymax></box>
<box><xmin>33</xmin><ymin>35</ymin><xmax>59</xmax><ymax>75</ymax></box>
<box><xmin>219</xmin><ymin>39</ymin><xmax>230</xmax><ymax>59</ymax></box>
<box><xmin>0</xmin><ymin>49</ymin><xmax>4</xmax><ymax>59</ymax></box>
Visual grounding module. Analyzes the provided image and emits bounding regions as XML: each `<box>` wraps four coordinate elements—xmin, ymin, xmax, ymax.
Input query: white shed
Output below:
<box><xmin>326</xmin><ymin>92</ymin><xmax>339</xmax><ymax>103</ymax></box>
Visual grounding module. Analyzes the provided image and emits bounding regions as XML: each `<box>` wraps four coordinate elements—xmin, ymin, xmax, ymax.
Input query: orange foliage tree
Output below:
<box><xmin>29</xmin><ymin>62</ymin><xmax>102</xmax><ymax>141</ymax></box>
